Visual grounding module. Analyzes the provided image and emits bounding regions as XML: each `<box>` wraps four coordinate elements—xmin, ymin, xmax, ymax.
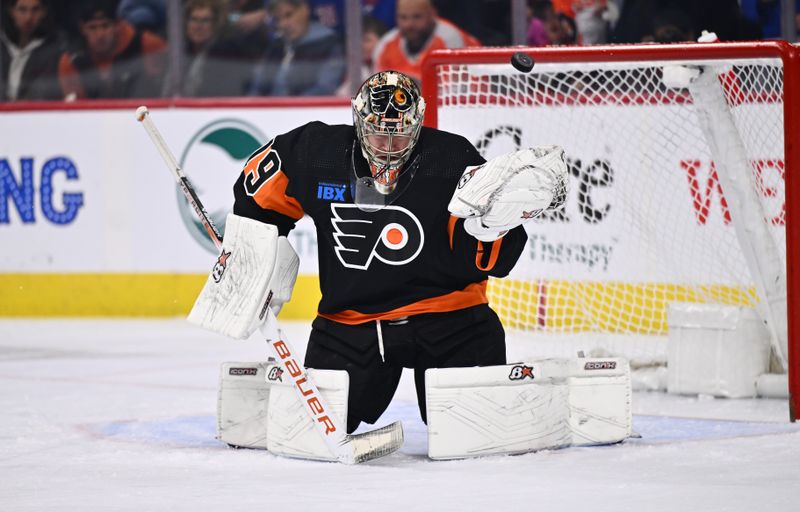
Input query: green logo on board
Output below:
<box><xmin>178</xmin><ymin>119</ymin><xmax>267</xmax><ymax>253</ymax></box>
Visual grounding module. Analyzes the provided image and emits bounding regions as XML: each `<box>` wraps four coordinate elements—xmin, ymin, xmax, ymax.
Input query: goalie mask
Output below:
<box><xmin>352</xmin><ymin>71</ymin><xmax>426</xmax><ymax>209</ymax></box>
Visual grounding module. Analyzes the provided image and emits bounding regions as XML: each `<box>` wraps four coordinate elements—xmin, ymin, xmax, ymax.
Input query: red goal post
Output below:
<box><xmin>421</xmin><ymin>42</ymin><xmax>799</xmax><ymax>420</ymax></box>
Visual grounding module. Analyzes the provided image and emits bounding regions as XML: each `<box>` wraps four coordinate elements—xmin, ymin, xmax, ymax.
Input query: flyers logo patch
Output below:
<box><xmin>330</xmin><ymin>204</ymin><xmax>424</xmax><ymax>270</ymax></box>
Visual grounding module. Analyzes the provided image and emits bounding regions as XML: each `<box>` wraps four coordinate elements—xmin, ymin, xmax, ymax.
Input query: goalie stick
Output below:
<box><xmin>135</xmin><ymin>106</ymin><xmax>403</xmax><ymax>464</ymax></box>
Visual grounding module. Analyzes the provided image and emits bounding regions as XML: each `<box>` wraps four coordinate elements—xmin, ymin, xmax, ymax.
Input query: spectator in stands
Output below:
<box><xmin>307</xmin><ymin>0</ymin><xmax>343</xmax><ymax>35</ymax></box>
<box><xmin>740</xmin><ymin>0</ymin><xmax>800</xmax><ymax>39</ymax></box>
<box><xmin>0</xmin><ymin>0</ymin><xmax>64</xmax><ymax>101</ymax></box>
<box><xmin>302</xmin><ymin>1</ymin><xmax>397</xmax><ymax>36</ymax></box>
<box><xmin>571</xmin><ymin>0</ymin><xmax>618</xmax><ymax>44</ymax></box>
<box><xmin>535</xmin><ymin>1</ymin><xmax>576</xmax><ymax>45</ymax></box>
<box><xmin>607</xmin><ymin>0</ymin><xmax>655</xmax><ymax>43</ymax></box>
<box><xmin>551</xmin><ymin>12</ymin><xmax>577</xmax><ymax>44</ymax></box>
<box><xmin>361</xmin><ymin>14</ymin><xmax>388</xmax><ymax>72</ymax></box>
<box><xmin>58</xmin><ymin>0</ymin><xmax>167</xmax><ymax>100</ymax></box>
<box><xmin>527</xmin><ymin>0</ymin><xmax>552</xmax><ymax>46</ymax></box>
<box><xmin>336</xmin><ymin>14</ymin><xmax>388</xmax><ymax>95</ymax></box>
<box><xmin>433</xmin><ymin>0</ymin><xmax>507</xmax><ymax>46</ymax></box>
<box><xmin>474</xmin><ymin>0</ymin><xmax>513</xmax><ymax>46</ymax></box>
<box><xmin>372</xmin><ymin>0</ymin><xmax>480</xmax><ymax>84</ymax></box>
<box><xmin>180</xmin><ymin>0</ymin><xmax>252</xmax><ymax>96</ymax></box>
<box><xmin>642</xmin><ymin>7</ymin><xmax>694</xmax><ymax>43</ymax></box>
<box><xmin>116</xmin><ymin>0</ymin><xmax>166</xmax><ymax>34</ymax></box>
<box><xmin>227</xmin><ymin>0</ymin><xmax>270</xmax><ymax>38</ymax></box>
<box><xmin>610</xmin><ymin>0</ymin><xmax>760</xmax><ymax>44</ymax></box>
<box><xmin>248</xmin><ymin>0</ymin><xmax>345</xmax><ymax>96</ymax></box>
<box><xmin>363</xmin><ymin>0</ymin><xmax>397</xmax><ymax>30</ymax></box>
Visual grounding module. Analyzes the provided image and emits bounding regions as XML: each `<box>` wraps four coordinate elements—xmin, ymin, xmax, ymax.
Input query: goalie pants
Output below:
<box><xmin>304</xmin><ymin>304</ymin><xmax>506</xmax><ymax>433</ymax></box>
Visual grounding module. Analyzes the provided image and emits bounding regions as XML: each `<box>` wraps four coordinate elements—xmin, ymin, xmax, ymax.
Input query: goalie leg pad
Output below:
<box><xmin>217</xmin><ymin>361</ymin><xmax>274</xmax><ymax>449</ymax></box>
<box><xmin>266</xmin><ymin>366</ymin><xmax>350</xmax><ymax>462</ymax></box>
<box><xmin>188</xmin><ymin>213</ymin><xmax>299</xmax><ymax>339</ymax></box>
<box><xmin>217</xmin><ymin>362</ymin><xmax>351</xmax><ymax>460</ymax></box>
<box><xmin>425</xmin><ymin>358</ymin><xmax>632</xmax><ymax>460</ymax></box>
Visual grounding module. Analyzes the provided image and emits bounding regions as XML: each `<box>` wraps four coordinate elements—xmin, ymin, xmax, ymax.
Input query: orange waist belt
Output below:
<box><xmin>317</xmin><ymin>281</ymin><xmax>488</xmax><ymax>325</ymax></box>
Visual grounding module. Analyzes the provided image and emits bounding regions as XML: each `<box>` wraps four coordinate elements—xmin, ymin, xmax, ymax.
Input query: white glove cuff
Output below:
<box><xmin>463</xmin><ymin>217</ymin><xmax>508</xmax><ymax>242</ymax></box>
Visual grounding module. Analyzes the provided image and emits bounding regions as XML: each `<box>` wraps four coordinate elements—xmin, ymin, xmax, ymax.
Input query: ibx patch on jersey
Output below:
<box><xmin>330</xmin><ymin>204</ymin><xmax>424</xmax><ymax>270</ymax></box>
<box><xmin>316</xmin><ymin>181</ymin><xmax>347</xmax><ymax>202</ymax></box>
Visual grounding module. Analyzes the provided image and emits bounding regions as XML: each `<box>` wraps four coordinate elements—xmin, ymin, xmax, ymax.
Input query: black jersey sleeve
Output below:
<box><xmin>232</xmin><ymin>124</ymin><xmax>309</xmax><ymax>236</ymax></box>
<box><xmin>447</xmin><ymin>217</ymin><xmax>528</xmax><ymax>278</ymax></box>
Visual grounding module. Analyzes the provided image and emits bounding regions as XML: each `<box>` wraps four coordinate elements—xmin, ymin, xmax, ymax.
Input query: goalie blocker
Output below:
<box><xmin>217</xmin><ymin>357</ymin><xmax>631</xmax><ymax>460</ymax></box>
<box><xmin>188</xmin><ymin>213</ymin><xmax>300</xmax><ymax>339</ymax></box>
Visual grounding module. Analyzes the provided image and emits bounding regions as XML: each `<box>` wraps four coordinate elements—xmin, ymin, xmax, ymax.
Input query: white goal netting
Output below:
<box><xmin>431</xmin><ymin>50</ymin><xmax>788</xmax><ymax>369</ymax></box>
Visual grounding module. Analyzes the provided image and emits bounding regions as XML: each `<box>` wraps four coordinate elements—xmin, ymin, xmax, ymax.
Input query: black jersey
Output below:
<box><xmin>232</xmin><ymin>121</ymin><xmax>527</xmax><ymax>324</ymax></box>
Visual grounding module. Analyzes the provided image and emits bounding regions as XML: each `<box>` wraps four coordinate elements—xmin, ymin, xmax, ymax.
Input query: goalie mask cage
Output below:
<box><xmin>421</xmin><ymin>42</ymin><xmax>799</xmax><ymax>421</ymax></box>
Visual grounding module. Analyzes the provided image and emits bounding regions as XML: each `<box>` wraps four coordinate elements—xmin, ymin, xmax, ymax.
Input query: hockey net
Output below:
<box><xmin>422</xmin><ymin>43</ymin><xmax>798</xmax><ymax>408</ymax></box>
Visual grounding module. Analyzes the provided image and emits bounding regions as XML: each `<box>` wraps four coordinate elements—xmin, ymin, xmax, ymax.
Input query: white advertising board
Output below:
<box><xmin>1</xmin><ymin>102</ymin><xmax>785</xmax><ymax>285</ymax></box>
<box><xmin>0</xmin><ymin>106</ymin><xmax>351</xmax><ymax>273</ymax></box>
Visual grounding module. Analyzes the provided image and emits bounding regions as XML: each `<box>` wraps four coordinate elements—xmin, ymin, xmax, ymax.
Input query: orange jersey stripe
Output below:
<box><xmin>243</xmin><ymin>147</ymin><xmax>304</xmax><ymax>220</ymax></box>
<box><xmin>448</xmin><ymin>214</ymin><xmax>458</xmax><ymax>250</ymax></box>
<box><xmin>475</xmin><ymin>238</ymin><xmax>503</xmax><ymax>271</ymax></box>
<box><xmin>318</xmin><ymin>281</ymin><xmax>489</xmax><ymax>325</ymax></box>
<box><xmin>250</xmin><ymin>170</ymin><xmax>304</xmax><ymax>220</ymax></box>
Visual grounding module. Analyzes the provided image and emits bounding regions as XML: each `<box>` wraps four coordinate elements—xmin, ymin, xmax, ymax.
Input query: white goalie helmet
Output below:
<box><xmin>352</xmin><ymin>70</ymin><xmax>426</xmax><ymax>195</ymax></box>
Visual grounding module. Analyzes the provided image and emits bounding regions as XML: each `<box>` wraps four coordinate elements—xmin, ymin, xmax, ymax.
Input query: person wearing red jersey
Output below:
<box><xmin>371</xmin><ymin>0</ymin><xmax>480</xmax><ymax>83</ymax></box>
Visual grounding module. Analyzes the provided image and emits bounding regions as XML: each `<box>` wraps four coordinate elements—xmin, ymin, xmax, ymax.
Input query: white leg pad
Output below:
<box><xmin>425</xmin><ymin>358</ymin><xmax>632</xmax><ymax>460</ymax></box>
<box><xmin>217</xmin><ymin>361</ymin><xmax>274</xmax><ymax>449</ymax></box>
<box><xmin>266</xmin><ymin>367</ymin><xmax>349</xmax><ymax>462</ymax></box>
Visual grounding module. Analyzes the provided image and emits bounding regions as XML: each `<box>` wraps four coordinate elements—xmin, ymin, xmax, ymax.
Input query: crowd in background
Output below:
<box><xmin>1</xmin><ymin>0</ymin><xmax>798</xmax><ymax>102</ymax></box>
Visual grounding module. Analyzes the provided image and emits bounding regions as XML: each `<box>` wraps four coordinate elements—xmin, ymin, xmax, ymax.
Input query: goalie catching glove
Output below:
<box><xmin>188</xmin><ymin>213</ymin><xmax>299</xmax><ymax>339</ymax></box>
<box><xmin>448</xmin><ymin>146</ymin><xmax>568</xmax><ymax>241</ymax></box>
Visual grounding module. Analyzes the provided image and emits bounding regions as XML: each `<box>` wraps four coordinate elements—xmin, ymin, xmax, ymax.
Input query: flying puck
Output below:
<box><xmin>511</xmin><ymin>52</ymin><xmax>534</xmax><ymax>73</ymax></box>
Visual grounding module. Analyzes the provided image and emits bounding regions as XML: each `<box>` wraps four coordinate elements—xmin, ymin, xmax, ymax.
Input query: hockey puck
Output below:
<box><xmin>511</xmin><ymin>52</ymin><xmax>534</xmax><ymax>73</ymax></box>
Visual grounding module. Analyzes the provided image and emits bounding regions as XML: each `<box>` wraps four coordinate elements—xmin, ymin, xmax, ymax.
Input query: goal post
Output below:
<box><xmin>420</xmin><ymin>42</ymin><xmax>799</xmax><ymax>421</ymax></box>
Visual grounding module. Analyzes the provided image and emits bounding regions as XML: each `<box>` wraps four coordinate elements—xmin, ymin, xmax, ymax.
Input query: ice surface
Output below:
<box><xmin>1</xmin><ymin>319</ymin><xmax>798</xmax><ymax>512</ymax></box>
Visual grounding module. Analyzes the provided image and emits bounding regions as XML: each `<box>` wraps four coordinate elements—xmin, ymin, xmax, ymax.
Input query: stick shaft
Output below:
<box><xmin>137</xmin><ymin>107</ymin><xmax>223</xmax><ymax>246</ymax></box>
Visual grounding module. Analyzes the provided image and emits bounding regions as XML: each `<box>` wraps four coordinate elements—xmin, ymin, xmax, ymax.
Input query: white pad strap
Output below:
<box><xmin>449</xmin><ymin>146</ymin><xmax>568</xmax><ymax>240</ymax></box>
<box><xmin>188</xmin><ymin>213</ymin><xmax>299</xmax><ymax>339</ymax></box>
<box><xmin>425</xmin><ymin>358</ymin><xmax>632</xmax><ymax>459</ymax></box>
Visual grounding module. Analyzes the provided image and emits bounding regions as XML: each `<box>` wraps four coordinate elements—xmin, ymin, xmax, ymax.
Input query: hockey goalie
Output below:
<box><xmin>189</xmin><ymin>70</ymin><xmax>632</xmax><ymax>461</ymax></box>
